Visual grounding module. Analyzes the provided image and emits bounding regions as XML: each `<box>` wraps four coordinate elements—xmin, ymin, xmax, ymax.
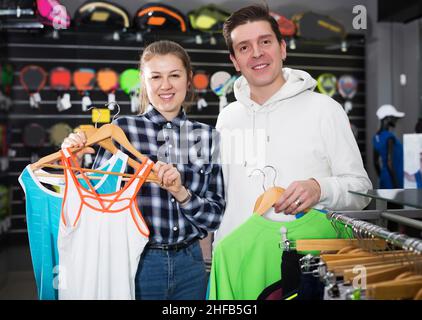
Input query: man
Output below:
<box><xmin>214</xmin><ymin>4</ymin><xmax>372</xmax><ymax>244</ymax></box>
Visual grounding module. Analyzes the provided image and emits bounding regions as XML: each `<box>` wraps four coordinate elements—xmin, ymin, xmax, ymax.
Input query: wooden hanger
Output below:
<box><xmin>326</xmin><ymin>254</ymin><xmax>422</xmax><ymax>276</ymax></box>
<box><xmin>32</xmin><ymin>124</ymin><xmax>158</xmax><ymax>183</ymax></box>
<box><xmin>366</xmin><ymin>276</ymin><xmax>422</xmax><ymax>299</ymax></box>
<box><xmin>75</xmin><ymin>124</ymin><xmax>144</xmax><ymax>171</ymax></box>
<box><xmin>31</xmin><ymin>123</ymin><xmax>161</xmax><ymax>184</ymax></box>
<box><xmin>337</xmin><ymin>246</ymin><xmax>357</xmax><ymax>254</ymax></box>
<box><xmin>414</xmin><ymin>288</ymin><xmax>422</xmax><ymax>300</ymax></box>
<box><xmin>343</xmin><ymin>263</ymin><xmax>417</xmax><ymax>285</ymax></box>
<box><xmin>343</xmin><ymin>261</ymin><xmax>409</xmax><ymax>282</ymax></box>
<box><xmin>321</xmin><ymin>249</ymin><xmax>405</xmax><ymax>262</ymax></box>
<box><xmin>35</xmin><ymin>164</ymin><xmax>136</xmax><ymax>180</ymax></box>
<box><xmin>296</xmin><ymin>239</ymin><xmax>387</xmax><ymax>252</ymax></box>
<box><xmin>325</xmin><ymin>252</ymin><xmax>421</xmax><ymax>269</ymax></box>
<box><xmin>254</xmin><ymin>186</ymin><xmax>285</xmax><ymax>215</ymax></box>
<box><xmin>395</xmin><ymin>271</ymin><xmax>417</xmax><ymax>280</ymax></box>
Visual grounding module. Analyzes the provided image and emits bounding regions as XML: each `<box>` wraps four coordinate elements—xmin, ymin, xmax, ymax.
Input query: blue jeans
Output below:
<box><xmin>135</xmin><ymin>241</ymin><xmax>208</xmax><ymax>300</ymax></box>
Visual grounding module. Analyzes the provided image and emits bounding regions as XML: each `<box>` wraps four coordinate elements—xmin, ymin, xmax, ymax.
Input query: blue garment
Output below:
<box><xmin>135</xmin><ymin>241</ymin><xmax>208</xmax><ymax>300</ymax></box>
<box><xmin>18</xmin><ymin>152</ymin><xmax>127</xmax><ymax>300</ymax></box>
<box><xmin>372</xmin><ymin>130</ymin><xmax>404</xmax><ymax>188</ymax></box>
<box><xmin>415</xmin><ymin>171</ymin><xmax>422</xmax><ymax>189</ymax></box>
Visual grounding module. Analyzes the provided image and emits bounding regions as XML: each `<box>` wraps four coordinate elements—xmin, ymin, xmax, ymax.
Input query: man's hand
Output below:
<box><xmin>273</xmin><ymin>179</ymin><xmax>321</xmax><ymax>215</ymax></box>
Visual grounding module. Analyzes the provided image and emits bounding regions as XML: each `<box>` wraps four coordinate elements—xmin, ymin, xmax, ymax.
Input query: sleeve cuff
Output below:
<box><xmin>313</xmin><ymin>177</ymin><xmax>333</xmax><ymax>204</ymax></box>
<box><xmin>179</xmin><ymin>191</ymin><xmax>202</xmax><ymax>215</ymax></box>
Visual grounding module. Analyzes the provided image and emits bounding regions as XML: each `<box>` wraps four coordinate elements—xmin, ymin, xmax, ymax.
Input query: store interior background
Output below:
<box><xmin>1</xmin><ymin>0</ymin><xmax>421</xmax><ymax>299</ymax></box>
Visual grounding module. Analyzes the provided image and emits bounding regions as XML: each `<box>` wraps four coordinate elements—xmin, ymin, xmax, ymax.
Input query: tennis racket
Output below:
<box><xmin>20</xmin><ymin>65</ymin><xmax>47</xmax><ymax>109</ymax></box>
<box><xmin>23</xmin><ymin>122</ymin><xmax>46</xmax><ymax>162</ymax></box>
<box><xmin>73</xmin><ymin>68</ymin><xmax>96</xmax><ymax>111</ymax></box>
<box><xmin>210</xmin><ymin>71</ymin><xmax>236</xmax><ymax>113</ymax></box>
<box><xmin>338</xmin><ymin>75</ymin><xmax>358</xmax><ymax>114</ymax></box>
<box><xmin>97</xmin><ymin>68</ymin><xmax>119</xmax><ymax>109</ymax></box>
<box><xmin>192</xmin><ymin>71</ymin><xmax>209</xmax><ymax>112</ymax></box>
<box><xmin>119</xmin><ymin>68</ymin><xmax>140</xmax><ymax>113</ymax></box>
<box><xmin>316</xmin><ymin>73</ymin><xmax>337</xmax><ymax>97</ymax></box>
<box><xmin>50</xmin><ymin>66</ymin><xmax>72</xmax><ymax>111</ymax></box>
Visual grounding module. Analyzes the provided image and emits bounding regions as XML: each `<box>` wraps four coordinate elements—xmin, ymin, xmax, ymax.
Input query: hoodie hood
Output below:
<box><xmin>233</xmin><ymin>67</ymin><xmax>317</xmax><ymax>113</ymax></box>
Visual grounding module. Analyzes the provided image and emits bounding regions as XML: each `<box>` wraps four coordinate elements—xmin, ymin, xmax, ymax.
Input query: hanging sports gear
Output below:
<box><xmin>73</xmin><ymin>68</ymin><xmax>96</xmax><ymax>111</ymax></box>
<box><xmin>1</xmin><ymin>63</ymin><xmax>13</xmax><ymax>96</ymax></box>
<box><xmin>119</xmin><ymin>69</ymin><xmax>140</xmax><ymax>113</ymax></box>
<box><xmin>74</xmin><ymin>1</ymin><xmax>130</xmax><ymax>30</ymax></box>
<box><xmin>338</xmin><ymin>75</ymin><xmax>358</xmax><ymax>114</ymax></box>
<box><xmin>0</xmin><ymin>185</ymin><xmax>10</xmax><ymax>235</ymax></box>
<box><xmin>133</xmin><ymin>3</ymin><xmax>188</xmax><ymax>33</ymax></box>
<box><xmin>20</xmin><ymin>65</ymin><xmax>47</xmax><ymax>109</ymax></box>
<box><xmin>97</xmin><ymin>68</ymin><xmax>119</xmax><ymax>108</ymax></box>
<box><xmin>49</xmin><ymin>122</ymin><xmax>73</xmax><ymax>147</ymax></box>
<box><xmin>36</xmin><ymin>0</ymin><xmax>70</xmax><ymax>29</ymax></box>
<box><xmin>23</xmin><ymin>122</ymin><xmax>46</xmax><ymax>163</ymax></box>
<box><xmin>210</xmin><ymin>71</ymin><xmax>236</xmax><ymax>113</ymax></box>
<box><xmin>269</xmin><ymin>12</ymin><xmax>296</xmax><ymax>37</ymax></box>
<box><xmin>188</xmin><ymin>4</ymin><xmax>230</xmax><ymax>33</ymax></box>
<box><xmin>192</xmin><ymin>71</ymin><xmax>209</xmax><ymax>112</ymax></box>
<box><xmin>0</xmin><ymin>63</ymin><xmax>13</xmax><ymax>111</ymax></box>
<box><xmin>0</xmin><ymin>0</ymin><xmax>41</xmax><ymax>29</ymax></box>
<box><xmin>49</xmin><ymin>66</ymin><xmax>72</xmax><ymax>112</ymax></box>
<box><xmin>292</xmin><ymin>12</ymin><xmax>346</xmax><ymax>41</ymax></box>
<box><xmin>0</xmin><ymin>124</ymin><xmax>10</xmax><ymax>171</ymax></box>
<box><xmin>316</xmin><ymin>73</ymin><xmax>337</xmax><ymax>97</ymax></box>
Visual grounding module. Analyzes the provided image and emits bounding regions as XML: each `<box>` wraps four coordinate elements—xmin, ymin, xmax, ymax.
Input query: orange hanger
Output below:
<box><xmin>30</xmin><ymin>123</ymin><xmax>160</xmax><ymax>184</ymax></box>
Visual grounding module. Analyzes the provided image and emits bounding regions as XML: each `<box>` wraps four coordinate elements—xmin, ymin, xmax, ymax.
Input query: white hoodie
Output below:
<box><xmin>214</xmin><ymin>68</ymin><xmax>372</xmax><ymax>244</ymax></box>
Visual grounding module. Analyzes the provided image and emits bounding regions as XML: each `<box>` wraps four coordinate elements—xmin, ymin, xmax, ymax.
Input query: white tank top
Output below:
<box><xmin>58</xmin><ymin>148</ymin><xmax>153</xmax><ymax>300</ymax></box>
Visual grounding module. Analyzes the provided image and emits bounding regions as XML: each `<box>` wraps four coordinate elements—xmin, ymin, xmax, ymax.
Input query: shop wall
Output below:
<box><xmin>61</xmin><ymin>0</ymin><xmax>371</xmax><ymax>35</ymax></box>
<box><xmin>365</xmin><ymin>0</ymin><xmax>421</xmax><ymax>188</ymax></box>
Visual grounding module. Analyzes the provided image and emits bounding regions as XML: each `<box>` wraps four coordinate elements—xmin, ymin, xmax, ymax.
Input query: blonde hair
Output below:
<box><xmin>139</xmin><ymin>40</ymin><xmax>194</xmax><ymax>114</ymax></box>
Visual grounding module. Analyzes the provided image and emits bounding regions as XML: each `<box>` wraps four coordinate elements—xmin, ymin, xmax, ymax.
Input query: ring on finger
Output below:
<box><xmin>294</xmin><ymin>198</ymin><xmax>302</xmax><ymax>207</ymax></box>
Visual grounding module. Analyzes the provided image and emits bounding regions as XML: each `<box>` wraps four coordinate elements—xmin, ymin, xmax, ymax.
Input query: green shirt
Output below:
<box><xmin>209</xmin><ymin>209</ymin><xmax>350</xmax><ymax>300</ymax></box>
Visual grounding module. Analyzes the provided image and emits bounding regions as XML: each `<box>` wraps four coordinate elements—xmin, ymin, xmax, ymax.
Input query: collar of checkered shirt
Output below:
<box><xmin>144</xmin><ymin>105</ymin><xmax>187</xmax><ymax>128</ymax></box>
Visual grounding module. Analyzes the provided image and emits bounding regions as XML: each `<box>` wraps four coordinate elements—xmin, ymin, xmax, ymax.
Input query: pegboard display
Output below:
<box><xmin>2</xmin><ymin>29</ymin><xmax>366</xmax><ymax>240</ymax></box>
<box><xmin>0</xmin><ymin>30</ymin><xmax>11</xmax><ymax>241</ymax></box>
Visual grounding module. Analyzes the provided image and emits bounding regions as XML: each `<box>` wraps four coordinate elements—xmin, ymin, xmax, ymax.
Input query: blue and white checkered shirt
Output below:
<box><xmin>92</xmin><ymin>106</ymin><xmax>225</xmax><ymax>245</ymax></box>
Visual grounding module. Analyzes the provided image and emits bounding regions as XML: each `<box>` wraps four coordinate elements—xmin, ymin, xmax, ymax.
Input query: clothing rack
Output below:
<box><xmin>327</xmin><ymin>211</ymin><xmax>422</xmax><ymax>254</ymax></box>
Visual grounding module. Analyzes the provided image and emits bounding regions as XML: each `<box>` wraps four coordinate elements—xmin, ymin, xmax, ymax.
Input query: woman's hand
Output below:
<box><xmin>61</xmin><ymin>131</ymin><xmax>95</xmax><ymax>161</ymax></box>
<box><xmin>154</xmin><ymin>161</ymin><xmax>189</xmax><ymax>202</ymax></box>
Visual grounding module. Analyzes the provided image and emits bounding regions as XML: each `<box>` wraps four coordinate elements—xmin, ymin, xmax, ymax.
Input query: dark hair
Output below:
<box><xmin>222</xmin><ymin>3</ymin><xmax>283</xmax><ymax>56</ymax></box>
<box><xmin>139</xmin><ymin>40</ymin><xmax>194</xmax><ymax>114</ymax></box>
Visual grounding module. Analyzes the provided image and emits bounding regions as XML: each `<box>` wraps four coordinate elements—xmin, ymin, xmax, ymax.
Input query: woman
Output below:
<box><xmin>62</xmin><ymin>40</ymin><xmax>225</xmax><ymax>300</ymax></box>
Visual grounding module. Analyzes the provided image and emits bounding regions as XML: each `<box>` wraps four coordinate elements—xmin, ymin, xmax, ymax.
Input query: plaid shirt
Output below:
<box><xmin>92</xmin><ymin>106</ymin><xmax>225</xmax><ymax>245</ymax></box>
